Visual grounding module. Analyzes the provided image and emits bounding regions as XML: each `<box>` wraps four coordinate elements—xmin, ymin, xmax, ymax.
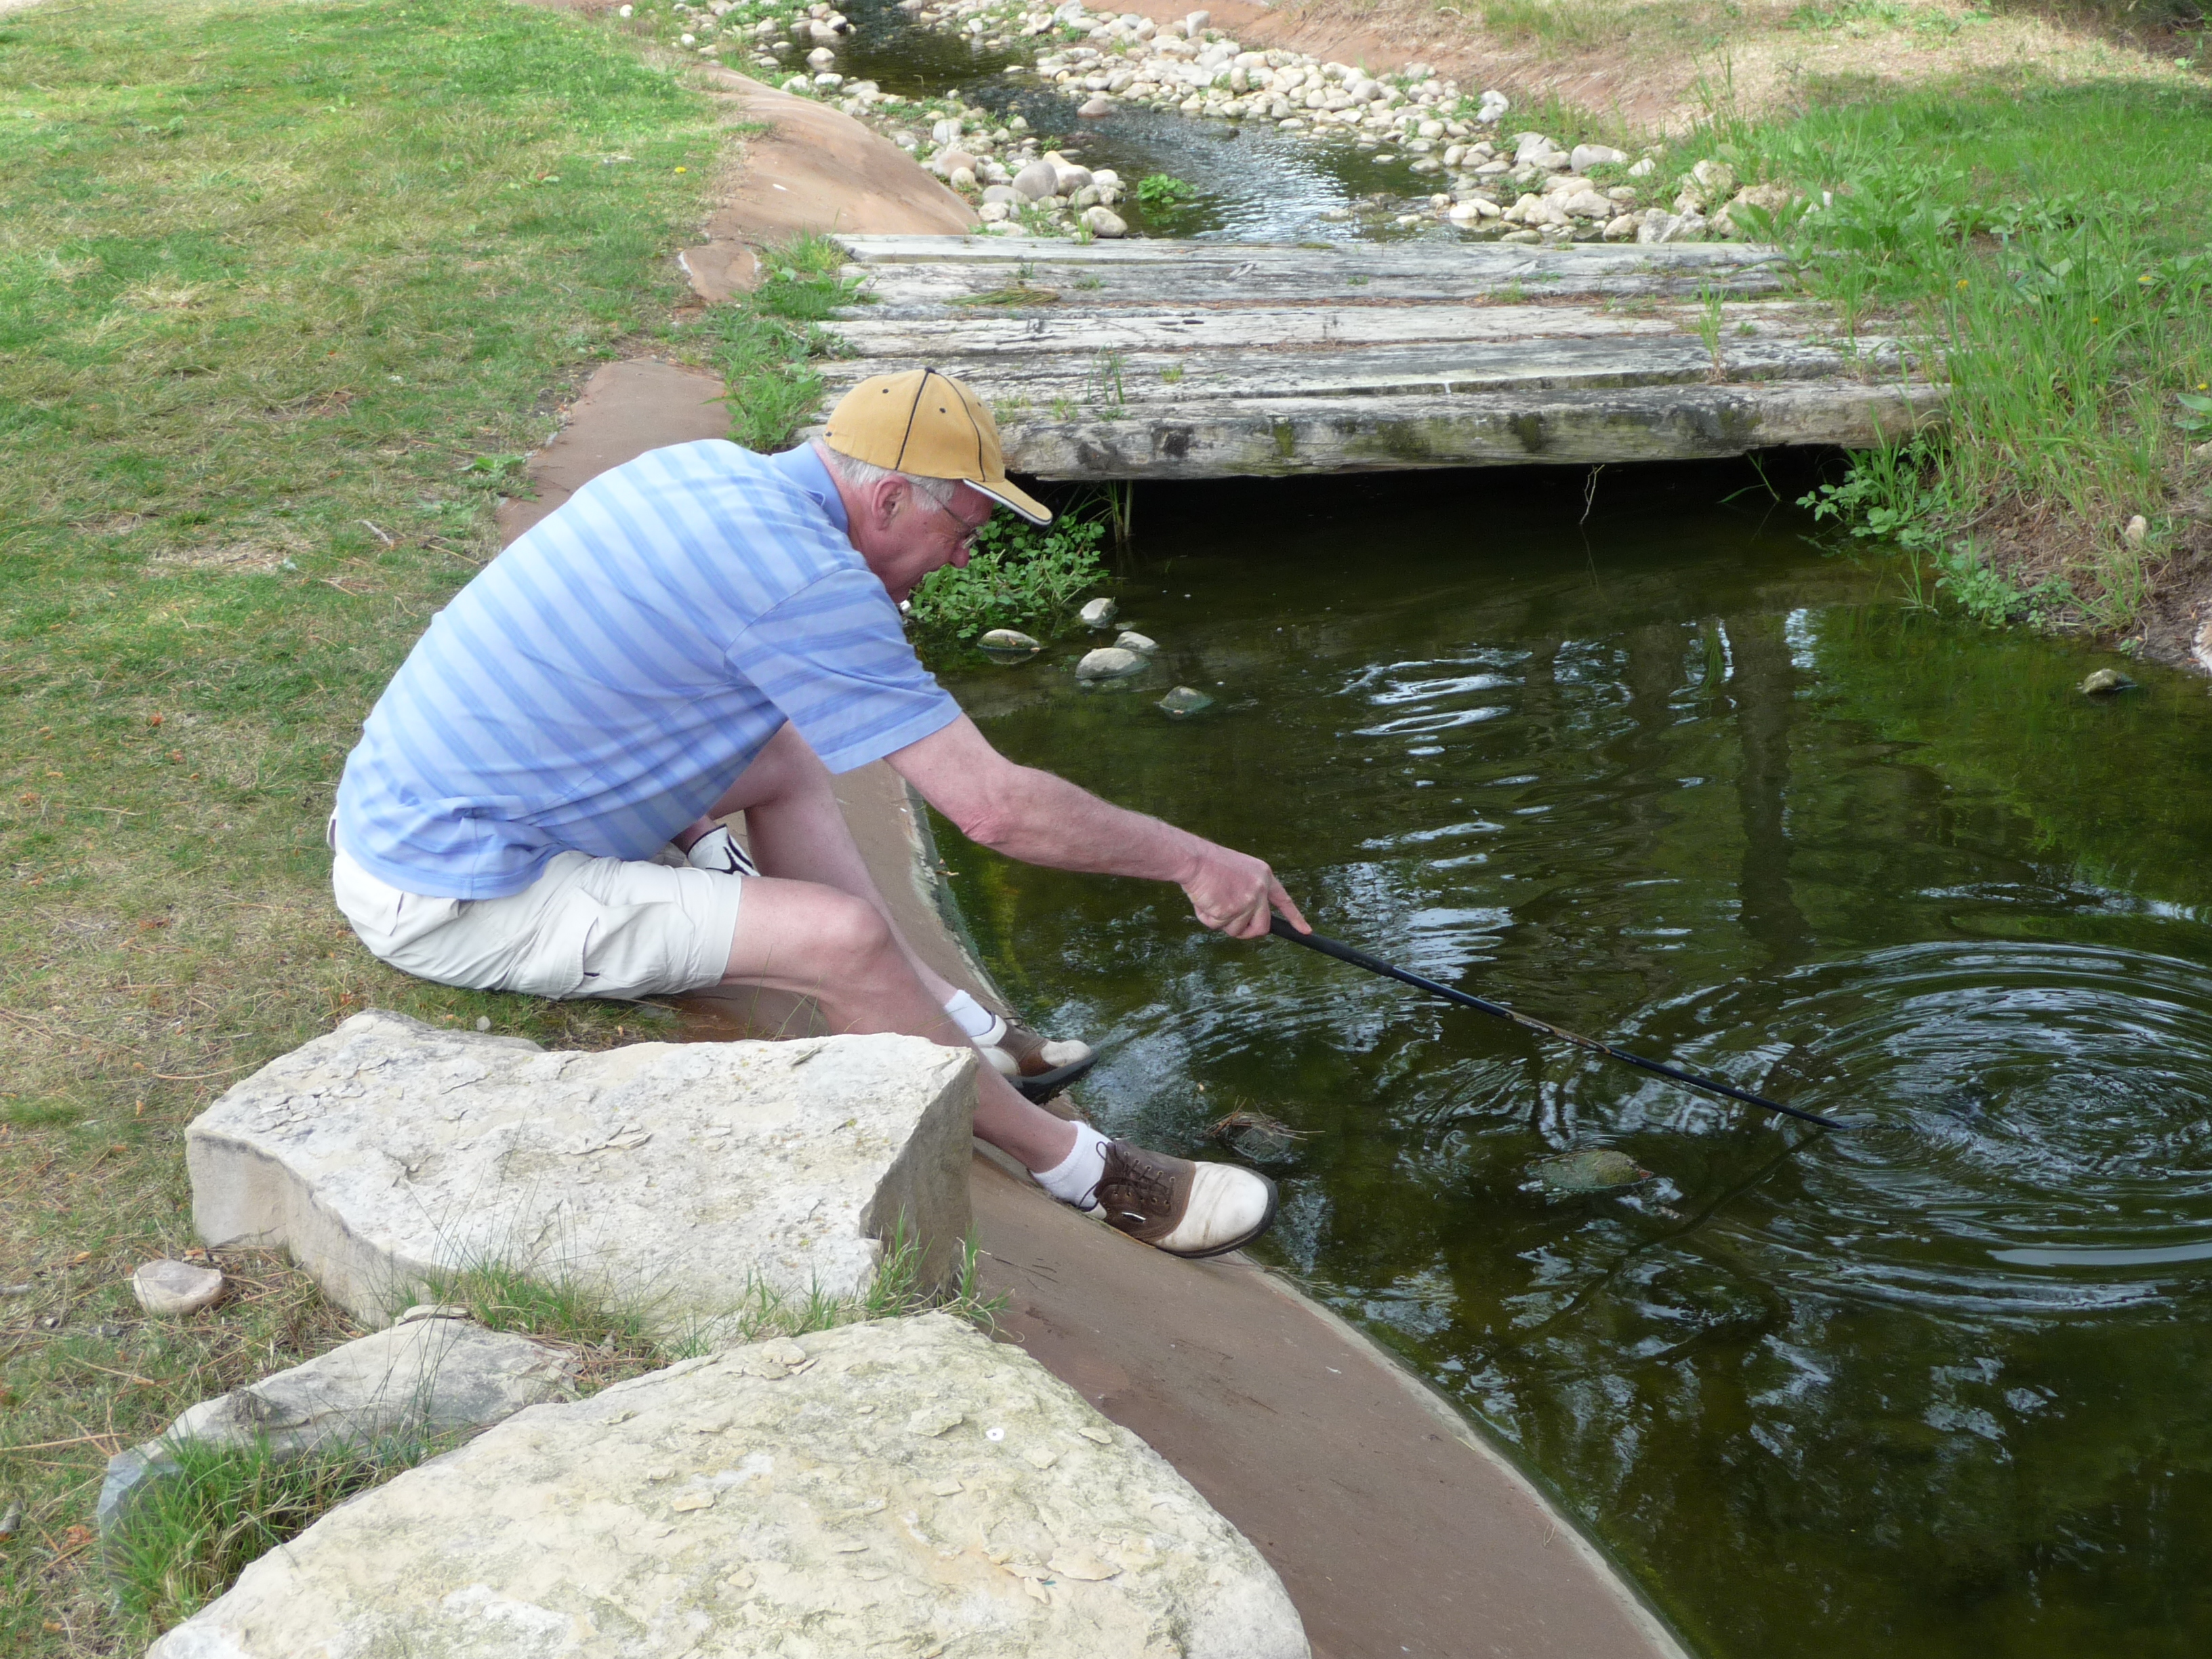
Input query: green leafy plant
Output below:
<box><xmin>1134</xmin><ymin>172</ymin><xmax>1196</xmax><ymax>209</ymax></box>
<box><xmin>905</xmin><ymin>512</ymin><xmax>1107</xmax><ymax>647</ymax></box>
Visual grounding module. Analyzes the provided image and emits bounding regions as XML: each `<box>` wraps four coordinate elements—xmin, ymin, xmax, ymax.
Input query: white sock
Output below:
<box><xmin>1032</xmin><ymin>1122</ymin><xmax>1111</xmax><ymax>1210</ymax></box>
<box><xmin>943</xmin><ymin>989</ymin><xmax>1004</xmax><ymax>1045</ymax></box>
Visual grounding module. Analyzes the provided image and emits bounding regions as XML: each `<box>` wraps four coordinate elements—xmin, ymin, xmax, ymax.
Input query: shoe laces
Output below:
<box><xmin>1098</xmin><ymin>1143</ymin><xmax>1176</xmax><ymax>1216</ymax></box>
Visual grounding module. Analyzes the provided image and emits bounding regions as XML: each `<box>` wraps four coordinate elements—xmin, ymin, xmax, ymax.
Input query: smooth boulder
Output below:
<box><xmin>187</xmin><ymin>1011</ymin><xmax>976</xmax><ymax>1337</ymax></box>
<box><xmin>147</xmin><ymin>1314</ymin><xmax>1309</xmax><ymax>1659</ymax></box>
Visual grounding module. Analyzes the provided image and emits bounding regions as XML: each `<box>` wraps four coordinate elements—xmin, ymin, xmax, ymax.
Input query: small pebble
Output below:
<box><xmin>131</xmin><ymin>1258</ymin><xmax>225</xmax><ymax>1317</ymax></box>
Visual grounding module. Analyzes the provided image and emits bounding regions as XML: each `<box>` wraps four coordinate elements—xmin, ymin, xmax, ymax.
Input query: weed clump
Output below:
<box><xmin>905</xmin><ymin>514</ymin><xmax>1109</xmax><ymax>652</ymax></box>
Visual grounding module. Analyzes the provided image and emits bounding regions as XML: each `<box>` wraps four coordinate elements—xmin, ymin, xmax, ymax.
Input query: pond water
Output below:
<box><xmin>829</xmin><ymin>0</ymin><xmax>1452</xmax><ymax>241</ymax></box>
<box><xmin>925</xmin><ymin>462</ymin><xmax>2212</xmax><ymax>1659</ymax></box>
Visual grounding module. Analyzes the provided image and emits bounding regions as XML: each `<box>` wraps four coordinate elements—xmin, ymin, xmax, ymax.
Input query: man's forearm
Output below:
<box><xmin>955</xmin><ymin>762</ymin><xmax>1205</xmax><ymax>884</ymax></box>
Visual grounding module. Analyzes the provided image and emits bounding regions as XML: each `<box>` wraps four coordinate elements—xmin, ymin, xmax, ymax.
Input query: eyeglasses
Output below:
<box><xmin>927</xmin><ymin>493</ymin><xmax>994</xmax><ymax>553</ymax></box>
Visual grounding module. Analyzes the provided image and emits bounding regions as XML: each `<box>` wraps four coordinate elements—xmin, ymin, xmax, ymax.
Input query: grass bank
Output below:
<box><xmin>0</xmin><ymin>0</ymin><xmax>736</xmax><ymax>1645</ymax></box>
<box><xmin>1665</xmin><ymin>75</ymin><xmax>2212</xmax><ymax>644</ymax></box>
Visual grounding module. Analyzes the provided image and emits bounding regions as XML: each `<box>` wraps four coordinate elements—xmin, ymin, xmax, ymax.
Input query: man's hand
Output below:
<box><xmin>1179</xmin><ymin>841</ymin><xmax>1309</xmax><ymax>939</ymax></box>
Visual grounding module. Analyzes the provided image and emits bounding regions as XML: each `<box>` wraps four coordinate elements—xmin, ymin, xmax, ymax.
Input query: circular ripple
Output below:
<box><xmin>1629</xmin><ymin>941</ymin><xmax>2212</xmax><ymax>1311</ymax></box>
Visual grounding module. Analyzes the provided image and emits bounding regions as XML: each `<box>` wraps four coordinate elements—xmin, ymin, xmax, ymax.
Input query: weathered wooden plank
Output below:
<box><xmin>823</xmin><ymin>302</ymin><xmax>1840</xmax><ymax>356</ymax></box>
<box><xmin>834</xmin><ymin>234</ymin><xmax>1786</xmax><ymax>276</ymax></box>
<box><xmin>847</xmin><ymin>266</ymin><xmax>1788</xmax><ymax>310</ymax></box>
<box><xmin>796</xmin><ymin>381</ymin><xmax>1943</xmax><ymax>480</ymax></box>
<box><xmin>814</xmin><ymin>335</ymin><xmax>1910</xmax><ymax>404</ymax></box>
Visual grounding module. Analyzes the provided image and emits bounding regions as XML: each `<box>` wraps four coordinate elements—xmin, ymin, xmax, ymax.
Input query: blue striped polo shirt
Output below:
<box><xmin>332</xmin><ymin>441</ymin><xmax>961</xmax><ymax>899</ymax></box>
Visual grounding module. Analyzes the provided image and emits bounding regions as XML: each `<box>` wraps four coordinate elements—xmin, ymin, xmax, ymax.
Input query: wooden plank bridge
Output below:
<box><xmin>812</xmin><ymin>234</ymin><xmax>1944</xmax><ymax>480</ymax></box>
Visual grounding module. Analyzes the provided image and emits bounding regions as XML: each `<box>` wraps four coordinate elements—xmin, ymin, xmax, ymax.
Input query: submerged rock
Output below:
<box><xmin>1209</xmin><ymin>1111</ymin><xmax>1302</xmax><ymax>1162</ymax></box>
<box><xmin>1076</xmin><ymin>647</ymin><xmax>1146</xmax><ymax>680</ymax></box>
<box><xmin>145</xmin><ymin>1315</ymin><xmax>1310</xmax><ymax>1659</ymax></box>
<box><xmin>2078</xmin><ymin>668</ymin><xmax>2135</xmax><ymax>695</ymax></box>
<box><xmin>1523</xmin><ymin>1147</ymin><xmax>1650</xmax><ymax>1197</ymax></box>
<box><xmin>978</xmin><ymin>628</ymin><xmax>1043</xmax><ymax>659</ymax></box>
<box><xmin>1158</xmin><ymin>685</ymin><xmax>1215</xmax><ymax>717</ymax></box>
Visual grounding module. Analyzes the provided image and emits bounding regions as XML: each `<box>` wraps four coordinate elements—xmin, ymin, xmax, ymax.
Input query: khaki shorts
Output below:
<box><xmin>331</xmin><ymin>845</ymin><xmax>743</xmax><ymax>1002</ymax></box>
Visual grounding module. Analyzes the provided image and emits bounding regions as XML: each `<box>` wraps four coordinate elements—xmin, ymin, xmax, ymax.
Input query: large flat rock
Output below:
<box><xmin>100</xmin><ymin>1311</ymin><xmax>575</xmax><ymax>1536</ymax></box>
<box><xmin>188</xmin><ymin>1012</ymin><xmax>975</xmax><ymax>1336</ymax></box>
<box><xmin>146</xmin><ymin>1313</ymin><xmax>1308</xmax><ymax>1659</ymax></box>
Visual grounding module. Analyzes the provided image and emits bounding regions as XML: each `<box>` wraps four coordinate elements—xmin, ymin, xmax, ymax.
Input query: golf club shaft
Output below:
<box><xmin>1268</xmin><ymin>917</ymin><xmax>1846</xmax><ymax>1132</ymax></box>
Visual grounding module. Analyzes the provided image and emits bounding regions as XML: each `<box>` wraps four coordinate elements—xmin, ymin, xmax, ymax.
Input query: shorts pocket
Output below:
<box><xmin>495</xmin><ymin>890</ymin><xmax>611</xmax><ymax>1000</ymax></box>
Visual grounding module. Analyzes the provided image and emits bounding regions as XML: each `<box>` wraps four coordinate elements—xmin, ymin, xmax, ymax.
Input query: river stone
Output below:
<box><xmin>146</xmin><ymin>1314</ymin><xmax>1308</xmax><ymax>1659</ymax></box>
<box><xmin>1076</xmin><ymin>647</ymin><xmax>1146</xmax><ymax>679</ymax></box>
<box><xmin>1082</xmin><ymin>205</ymin><xmax>1128</xmax><ymax>237</ymax></box>
<box><xmin>187</xmin><ymin>1011</ymin><xmax>975</xmax><ymax>1336</ymax></box>
<box><xmin>1079</xmin><ymin>596</ymin><xmax>1118</xmax><ymax>628</ymax></box>
<box><xmin>99</xmin><ymin>1315</ymin><xmax>575</xmax><ymax>1538</ymax></box>
<box><xmin>2078</xmin><ymin>668</ymin><xmax>2134</xmax><ymax>695</ymax></box>
<box><xmin>1570</xmin><ymin>142</ymin><xmax>1627</xmax><ymax>171</ymax></box>
<box><xmin>1012</xmin><ymin>159</ymin><xmax>1060</xmax><ymax>199</ymax></box>
<box><xmin>978</xmin><ymin>628</ymin><xmax>1043</xmax><ymax>659</ymax></box>
<box><xmin>1157</xmin><ymin>685</ymin><xmax>1214</xmax><ymax>717</ymax></box>
<box><xmin>131</xmin><ymin>1258</ymin><xmax>224</xmax><ymax>1316</ymax></box>
<box><xmin>1113</xmin><ymin>630</ymin><xmax>1157</xmax><ymax>653</ymax></box>
<box><xmin>1524</xmin><ymin>1147</ymin><xmax>1650</xmax><ymax>1197</ymax></box>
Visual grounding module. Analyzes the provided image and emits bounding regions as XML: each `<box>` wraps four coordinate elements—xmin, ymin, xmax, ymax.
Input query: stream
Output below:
<box><xmin>927</xmin><ymin>462</ymin><xmax>2212</xmax><ymax>1659</ymax></box>
<box><xmin>782</xmin><ymin>14</ymin><xmax>2212</xmax><ymax>1656</ymax></box>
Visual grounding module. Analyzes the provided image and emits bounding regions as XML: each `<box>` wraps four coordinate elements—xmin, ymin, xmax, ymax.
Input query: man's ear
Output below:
<box><xmin>869</xmin><ymin>476</ymin><xmax>905</xmax><ymax>531</ymax></box>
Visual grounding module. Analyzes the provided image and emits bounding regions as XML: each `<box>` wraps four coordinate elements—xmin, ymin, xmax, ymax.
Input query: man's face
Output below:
<box><xmin>854</xmin><ymin>478</ymin><xmax>996</xmax><ymax>602</ymax></box>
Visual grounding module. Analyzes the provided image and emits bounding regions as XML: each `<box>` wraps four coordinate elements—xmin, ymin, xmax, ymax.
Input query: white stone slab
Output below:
<box><xmin>100</xmin><ymin>1315</ymin><xmax>574</xmax><ymax>1535</ymax></box>
<box><xmin>187</xmin><ymin>1012</ymin><xmax>976</xmax><ymax>1339</ymax></box>
<box><xmin>146</xmin><ymin>1313</ymin><xmax>1309</xmax><ymax>1658</ymax></box>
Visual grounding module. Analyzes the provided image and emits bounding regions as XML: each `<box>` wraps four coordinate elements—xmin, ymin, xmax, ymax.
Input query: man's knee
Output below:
<box><xmin>807</xmin><ymin>890</ymin><xmax>897</xmax><ymax>977</ymax></box>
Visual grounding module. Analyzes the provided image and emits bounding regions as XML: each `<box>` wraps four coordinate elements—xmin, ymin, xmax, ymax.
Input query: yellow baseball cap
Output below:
<box><xmin>822</xmin><ymin>367</ymin><xmax>1052</xmax><ymax>526</ymax></box>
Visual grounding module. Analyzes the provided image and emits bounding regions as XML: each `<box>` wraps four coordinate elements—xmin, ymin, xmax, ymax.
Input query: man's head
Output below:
<box><xmin>817</xmin><ymin>369</ymin><xmax>1050</xmax><ymax>602</ymax></box>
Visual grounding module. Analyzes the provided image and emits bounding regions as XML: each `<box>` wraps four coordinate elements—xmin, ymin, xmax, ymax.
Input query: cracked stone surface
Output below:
<box><xmin>145</xmin><ymin>1313</ymin><xmax>1308</xmax><ymax>1658</ymax></box>
<box><xmin>99</xmin><ymin>1312</ymin><xmax>575</xmax><ymax>1536</ymax></box>
<box><xmin>186</xmin><ymin>1011</ymin><xmax>975</xmax><ymax>1336</ymax></box>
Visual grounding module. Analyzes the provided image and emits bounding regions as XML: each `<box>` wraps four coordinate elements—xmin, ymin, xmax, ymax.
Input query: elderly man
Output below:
<box><xmin>330</xmin><ymin>368</ymin><xmax>1305</xmax><ymax>1258</ymax></box>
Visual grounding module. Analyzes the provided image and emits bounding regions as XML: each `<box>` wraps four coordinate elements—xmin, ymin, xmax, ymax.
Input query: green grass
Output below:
<box><xmin>0</xmin><ymin>0</ymin><xmax>741</xmax><ymax>1647</ymax></box>
<box><xmin>1675</xmin><ymin>77</ymin><xmax>2212</xmax><ymax>630</ymax></box>
<box><xmin>89</xmin><ymin>1226</ymin><xmax>1006</xmax><ymax>1643</ymax></box>
<box><xmin>103</xmin><ymin>1427</ymin><xmax>457</xmax><ymax>1643</ymax></box>
<box><xmin>697</xmin><ymin>230</ymin><xmax>857</xmax><ymax>451</ymax></box>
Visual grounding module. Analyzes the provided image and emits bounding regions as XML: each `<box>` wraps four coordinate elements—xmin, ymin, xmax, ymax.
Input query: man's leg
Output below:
<box><xmin>682</xmin><ymin>722</ymin><xmax>1094</xmax><ymax>1098</ymax></box>
<box><xmin>719</xmin><ymin>874</ymin><xmax>1275</xmax><ymax>1257</ymax></box>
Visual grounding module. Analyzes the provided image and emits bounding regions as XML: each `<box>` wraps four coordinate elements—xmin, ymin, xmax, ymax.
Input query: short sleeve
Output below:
<box><xmin>726</xmin><ymin>568</ymin><xmax>962</xmax><ymax>773</ymax></box>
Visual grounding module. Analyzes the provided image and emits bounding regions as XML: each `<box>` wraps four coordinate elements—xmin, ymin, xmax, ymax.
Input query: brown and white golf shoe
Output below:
<box><xmin>978</xmin><ymin>1014</ymin><xmax>1097</xmax><ymax>1103</ymax></box>
<box><xmin>1093</xmin><ymin>1140</ymin><xmax>1279</xmax><ymax>1258</ymax></box>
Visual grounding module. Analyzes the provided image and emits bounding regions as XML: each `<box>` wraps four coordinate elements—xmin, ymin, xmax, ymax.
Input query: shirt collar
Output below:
<box><xmin>766</xmin><ymin>442</ymin><xmax>849</xmax><ymax>537</ymax></box>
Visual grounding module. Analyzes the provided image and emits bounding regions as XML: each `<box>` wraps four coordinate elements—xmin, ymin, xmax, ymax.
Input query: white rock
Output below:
<box><xmin>1113</xmin><ymin>630</ymin><xmax>1158</xmax><ymax>653</ymax></box>
<box><xmin>1079</xmin><ymin>596</ymin><xmax>1119</xmax><ymax>628</ymax></box>
<box><xmin>1627</xmin><ymin>155</ymin><xmax>1655</xmax><ymax>177</ymax></box>
<box><xmin>1076</xmin><ymin>647</ymin><xmax>1146</xmax><ymax>679</ymax></box>
<box><xmin>187</xmin><ymin>1011</ymin><xmax>977</xmax><ymax>1338</ymax></box>
<box><xmin>1602</xmin><ymin>212</ymin><xmax>1640</xmax><ymax>240</ymax></box>
<box><xmin>1690</xmin><ymin>157</ymin><xmax>1738</xmax><ymax>199</ymax></box>
<box><xmin>1078</xmin><ymin>94</ymin><xmax>1114</xmax><ymax>117</ymax></box>
<box><xmin>100</xmin><ymin>1317</ymin><xmax>575</xmax><ymax>1536</ymax></box>
<box><xmin>978</xmin><ymin>627</ymin><xmax>1042</xmax><ymax>655</ymax></box>
<box><xmin>1082</xmin><ymin>205</ymin><xmax>1128</xmax><ymax>237</ymax></box>
<box><xmin>806</xmin><ymin>45</ymin><xmax>836</xmax><ymax>66</ymax></box>
<box><xmin>979</xmin><ymin>200</ymin><xmax>1010</xmax><ymax>222</ymax></box>
<box><xmin>931</xmin><ymin>115</ymin><xmax>964</xmax><ymax>145</ymax></box>
<box><xmin>146</xmin><ymin>1315</ymin><xmax>1308</xmax><ymax>1659</ymax></box>
<box><xmin>1476</xmin><ymin>88</ymin><xmax>1509</xmax><ymax>123</ymax></box>
<box><xmin>1013</xmin><ymin>159</ymin><xmax>1060</xmax><ymax>199</ymax></box>
<box><xmin>949</xmin><ymin>165</ymin><xmax>977</xmax><ymax>190</ymax></box>
<box><xmin>2123</xmin><ymin>514</ymin><xmax>2148</xmax><ymax>547</ymax></box>
<box><xmin>131</xmin><ymin>1258</ymin><xmax>224</xmax><ymax>1316</ymax></box>
<box><xmin>1570</xmin><ymin>143</ymin><xmax>1626</xmax><ymax>172</ymax></box>
<box><xmin>1559</xmin><ymin>188</ymin><xmax>1615</xmax><ymax>220</ymax></box>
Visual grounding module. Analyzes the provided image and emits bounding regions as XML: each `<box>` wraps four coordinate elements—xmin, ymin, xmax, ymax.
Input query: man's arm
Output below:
<box><xmin>888</xmin><ymin>714</ymin><xmax>1308</xmax><ymax>940</ymax></box>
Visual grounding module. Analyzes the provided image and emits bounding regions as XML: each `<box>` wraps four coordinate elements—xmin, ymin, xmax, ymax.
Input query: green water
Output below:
<box><xmin>928</xmin><ymin>463</ymin><xmax>2212</xmax><ymax>1659</ymax></box>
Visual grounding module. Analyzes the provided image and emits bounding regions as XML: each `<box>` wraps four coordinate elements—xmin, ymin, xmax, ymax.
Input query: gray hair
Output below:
<box><xmin>816</xmin><ymin>444</ymin><xmax>959</xmax><ymax>512</ymax></box>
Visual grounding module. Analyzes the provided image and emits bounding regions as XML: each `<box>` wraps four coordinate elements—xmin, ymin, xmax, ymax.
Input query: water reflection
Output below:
<box><xmin>930</xmin><ymin>462</ymin><xmax>2212</xmax><ymax>1659</ymax></box>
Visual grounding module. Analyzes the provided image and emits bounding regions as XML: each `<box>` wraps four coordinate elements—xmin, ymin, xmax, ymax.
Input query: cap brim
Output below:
<box><xmin>970</xmin><ymin>478</ymin><xmax>1054</xmax><ymax>527</ymax></box>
